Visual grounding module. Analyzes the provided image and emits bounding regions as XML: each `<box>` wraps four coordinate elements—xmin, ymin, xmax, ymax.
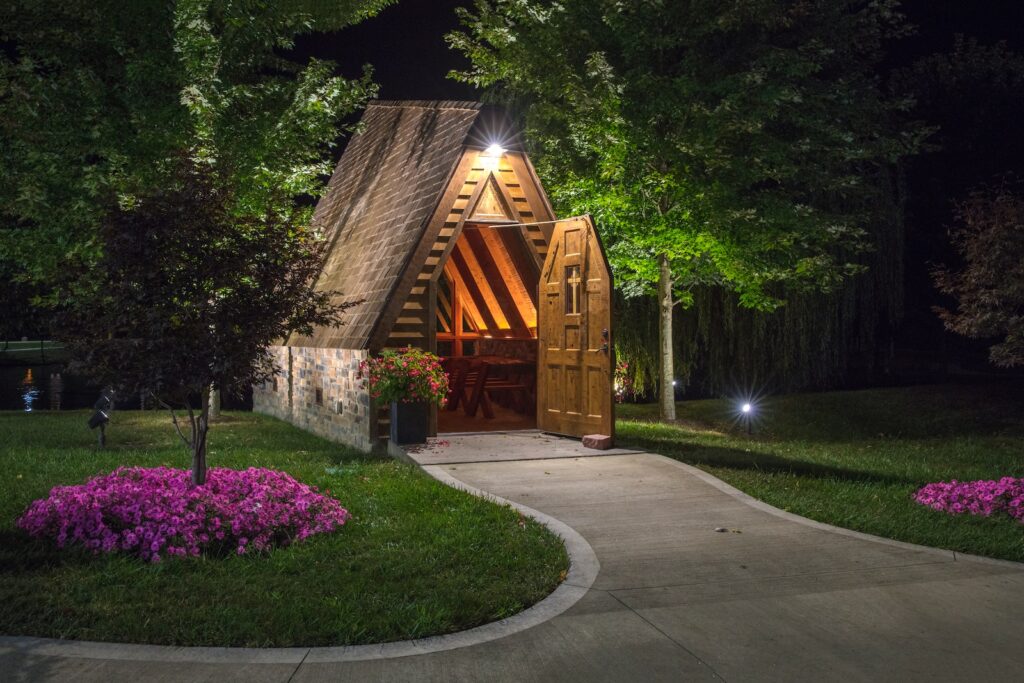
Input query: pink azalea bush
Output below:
<box><xmin>17</xmin><ymin>467</ymin><xmax>350</xmax><ymax>562</ymax></box>
<box><xmin>360</xmin><ymin>346</ymin><xmax>448</xmax><ymax>405</ymax></box>
<box><xmin>914</xmin><ymin>477</ymin><xmax>1024</xmax><ymax>523</ymax></box>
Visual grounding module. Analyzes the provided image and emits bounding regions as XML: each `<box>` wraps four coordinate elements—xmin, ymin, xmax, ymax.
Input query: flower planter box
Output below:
<box><xmin>390</xmin><ymin>400</ymin><xmax>429</xmax><ymax>445</ymax></box>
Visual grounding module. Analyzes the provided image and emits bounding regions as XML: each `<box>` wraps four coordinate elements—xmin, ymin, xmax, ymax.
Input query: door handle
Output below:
<box><xmin>601</xmin><ymin>329</ymin><xmax>610</xmax><ymax>353</ymax></box>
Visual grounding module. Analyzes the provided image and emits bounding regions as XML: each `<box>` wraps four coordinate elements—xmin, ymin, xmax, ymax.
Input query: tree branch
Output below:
<box><xmin>186</xmin><ymin>402</ymin><xmax>197</xmax><ymax>449</ymax></box>
<box><xmin>154</xmin><ymin>392</ymin><xmax>192</xmax><ymax>448</ymax></box>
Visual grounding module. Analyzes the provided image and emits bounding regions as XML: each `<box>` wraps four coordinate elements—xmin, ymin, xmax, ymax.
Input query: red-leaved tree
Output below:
<box><xmin>933</xmin><ymin>182</ymin><xmax>1024</xmax><ymax>367</ymax></box>
<box><xmin>56</xmin><ymin>157</ymin><xmax>356</xmax><ymax>484</ymax></box>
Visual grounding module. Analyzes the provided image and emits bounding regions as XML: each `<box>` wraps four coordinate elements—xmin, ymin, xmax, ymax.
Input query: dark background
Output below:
<box><xmin>301</xmin><ymin>1</ymin><xmax>1024</xmax><ymax>98</ymax></box>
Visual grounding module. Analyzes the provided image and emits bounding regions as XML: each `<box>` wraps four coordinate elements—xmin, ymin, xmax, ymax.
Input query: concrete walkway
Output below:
<box><xmin>5</xmin><ymin>442</ymin><xmax>1024</xmax><ymax>682</ymax></box>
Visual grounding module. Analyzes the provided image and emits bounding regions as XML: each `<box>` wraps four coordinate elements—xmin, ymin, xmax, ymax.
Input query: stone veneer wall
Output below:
<box><xmin>253</xmin><ymin>346</ymin><xmax>377</xmax><ymax>452</ymax></box>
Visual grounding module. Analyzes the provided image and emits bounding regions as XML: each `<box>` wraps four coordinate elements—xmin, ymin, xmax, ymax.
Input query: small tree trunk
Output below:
<box><xmin>208</xmin><ymin>385</ymin><xmax>221</xmax><ymax>421</ymax></box>
<box><xmin>658</xmin><ymin>253</ymin><xmax>676</xmax><ymax>421</ymax></box>
<box><xmin>191</xmin><ymin>388</ymin><xmax>211</xmax><ymax>486</ymax></box>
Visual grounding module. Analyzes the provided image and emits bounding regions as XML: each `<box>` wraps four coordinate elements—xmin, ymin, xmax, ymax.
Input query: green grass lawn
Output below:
<box><xmin>617</xmin><ymin>381</ymin><xmax>1024</xmax><ymax>563</ymax></box>
<box><xmin>0</xmin><ymin>411</ymin><xmax>567</xmax><ymax>647</ymax></box>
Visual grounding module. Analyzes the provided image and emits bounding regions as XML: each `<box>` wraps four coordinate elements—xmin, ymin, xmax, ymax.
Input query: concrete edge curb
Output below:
<box><xmin>0</xmin><ymin>465</ymin><xmax>600</xmax><ymax>665</ymax></box>
<box><xmin>651</xmin><ymin>453</ymin><xmax>1024</xmax><ymax>571</ymax></box>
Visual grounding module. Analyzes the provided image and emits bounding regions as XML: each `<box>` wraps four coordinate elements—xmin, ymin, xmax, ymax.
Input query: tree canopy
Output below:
<box><xmin>449</xmin><ymin>0</ymin><xmax>918</xmax><ymax>308</ymax></box>
<box><xmin>0</xmin><ymin>0</ymin><xmax>393</xmax><ymax>291</ymax></box>
<box><xmin>449</xmin><ymin>0</ymin><xmax>921</xmax><ymax>409</ymax></box>
<box><xmin>1</xmin><ymin>0</ymin><xmax>394</xmax><ymax>482</ymax></box>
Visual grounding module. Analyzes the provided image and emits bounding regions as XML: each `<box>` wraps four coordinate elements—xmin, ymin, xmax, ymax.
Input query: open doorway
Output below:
<box><xmin>435</xmin><ymin>222</ymin><xmax>539</xmax><ymax>433</ymax></box>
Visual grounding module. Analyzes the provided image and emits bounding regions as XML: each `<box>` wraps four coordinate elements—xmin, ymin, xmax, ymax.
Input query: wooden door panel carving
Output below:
<box><xmin>537</xmin><ymin>216</ymin><xmax>613</xmax><ymax>438</ymax></box>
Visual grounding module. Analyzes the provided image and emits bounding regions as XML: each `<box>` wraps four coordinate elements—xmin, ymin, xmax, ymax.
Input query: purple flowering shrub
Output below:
<box><xmin>17</xmin><ymin>467</ymin><xmax>351</xmax><ymax>562</ymax></box>
<box><xmin>914</xmin><ymin>477</ymin><xmax>1024</xmax><ymax>523</ymax></box>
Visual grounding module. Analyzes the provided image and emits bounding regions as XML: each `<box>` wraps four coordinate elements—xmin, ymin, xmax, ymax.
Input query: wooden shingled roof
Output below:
<box><xmin>291</xmin><ymin>100</ymin><xmax>487</xmax><ymax>349</ymax></box>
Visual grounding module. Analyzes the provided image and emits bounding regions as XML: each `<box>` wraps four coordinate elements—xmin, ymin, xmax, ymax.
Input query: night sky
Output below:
<box><xmin>294</xmin><ymin>0</ymin><xmax>475</xmax><ymax>102</ymax></box>
<box><xmin>297</xmin><ymin>0</ymin><xmax>1024</xmax><ymax>103</ymax></box>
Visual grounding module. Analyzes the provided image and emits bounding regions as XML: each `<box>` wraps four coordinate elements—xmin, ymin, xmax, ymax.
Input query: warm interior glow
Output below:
<box><xmin>436</xmin><ymin>225</ymin><xmax>539</xmax><ymax>356</ymax></box>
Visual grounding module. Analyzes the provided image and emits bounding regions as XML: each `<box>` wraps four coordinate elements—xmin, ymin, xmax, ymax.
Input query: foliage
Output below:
<box><xmin>449</xmin><ymin>0</ymin><xmax>918</xmax><ymax>308</ymax></box>
<box><xmin>52</xmin><ymin>158</ymin><xmax>356</xmax><ymax>483</ymax></box>
<box><xmin>613</xmin><ymin>358</ymin><xmax>638</xmax><ymax>403</ymax></box>
<box><xmin>933</xmin><ymin>183</ymin><xmax>1024</xmax><ymax>367</ymax></box>
<box><xmin>1</xmin><ymin>0</ymin><xmax>393</xmax><ymax>482</ymax></box>
<box><xmin>361</xmin><ymin>347</ymin><xmax>449</xmax><ymax>405</ymax></box>
<box><xmin>17</xmin><ymin>466</ymin><xmax>351</xmax><ymax>563</ymax></box>
<box><xmin>450</xmin><ymin>1</ymin><xmax>920</xmax><ymax>413</ymax></box>
<box><xmin>915</xmin><ymin>478</ymin><xmax>1024</xmax><ymax>523</ymax></box>
<box><xmin>0</xmin><ymin>0</ymin><xmax>390</xmax><ymax>297</ymax></box>
<box><xmin>0</xmin><ymin>411</ymin><xmax>568</xmax><ymax>646</ymax></box>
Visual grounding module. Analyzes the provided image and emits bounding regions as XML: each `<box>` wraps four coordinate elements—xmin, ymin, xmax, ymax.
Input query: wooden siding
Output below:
<box><xmin>290</xmin><ymin>101</ymin><xmax>484</xmax><ymax>349</ymax></box>
<box><xmin>378</xmin><ymin>149</ymin><xmax>555</xmax><ymax>350</ymax></box>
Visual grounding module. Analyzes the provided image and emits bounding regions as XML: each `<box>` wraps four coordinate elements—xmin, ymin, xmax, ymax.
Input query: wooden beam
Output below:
<box><xmin>506</xmin><ymin>153</ymin><xmax>556</xmax><ymax>234</ymax></box>
<box><xmin>469</xmin><ymin>227</ymin><xmax>534</xmax><ymax>332</ymax></box>
<box><xmin>494</xmin><ymin>224</ymin><xmax>540</xmax><ymax>309</ymax></box>
<box><xmin>436</xmin><ymin>285</ymin><xmax>452</xmax><ymax>333</ymax></box>
<box><xmin>367</xmin><ymin>150</ymin><xmax>478</xmax><ymax>351</ymax></box>
<box><xmin>453</xmin><ymin>236</ymin><xmax>508</xmax><ymax>330</ymax></box>
<box><xmin>443</xmin><ymin>261</ymin><xmax>486</xmax><ymax>333</ymax></box>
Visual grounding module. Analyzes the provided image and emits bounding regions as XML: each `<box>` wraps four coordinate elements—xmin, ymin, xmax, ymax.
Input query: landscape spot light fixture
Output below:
<box><xmin>485</xmin><ymin>143</ymin><xmax>506</xmax><ymax>156</ymax></box>
<box><xmin>87</xmin><ymin>389</ymin><xmax>115</xmax><ymax>448</ymax></box>
<box><xmin>740</xmin><ymin>401</ymin><xmax>755</xmax><ymax>434</ymax></box>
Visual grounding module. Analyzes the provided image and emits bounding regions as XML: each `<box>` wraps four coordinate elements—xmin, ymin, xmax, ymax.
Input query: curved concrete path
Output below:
<box><xmin>5</xmin><ymin>448</ymin><xmax>1024</xmax><ymax>682</ymax></box>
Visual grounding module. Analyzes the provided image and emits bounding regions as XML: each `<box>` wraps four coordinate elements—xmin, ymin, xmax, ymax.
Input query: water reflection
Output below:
<box><xmin>21</xmin><ymin>369</ymin><xmax>40</xmax><ymax>412</ymax></box>
<box><xmin>50</xmin><ymin>372</ymin><xmax>64</xmax><ymax>410</ymax></box>
<box><xmin>1</xmin><ymin>363</ymin><xmax>101</xmax><ymax>410</ymax></box>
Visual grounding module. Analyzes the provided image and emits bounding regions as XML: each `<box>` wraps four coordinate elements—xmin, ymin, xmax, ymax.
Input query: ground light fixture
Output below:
<box><xmin>485</xmin><ymin>142</ymin><xmax>506</xmax><ymax>156</ymax></box>
<box><xmin>739</xmin><ymin>401</ymin><xmax>755</xmax><ymax>434</ymax></box>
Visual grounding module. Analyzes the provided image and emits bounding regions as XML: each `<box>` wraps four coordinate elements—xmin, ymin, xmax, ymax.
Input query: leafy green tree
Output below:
<box><xmin>1</xmin><ymin>0</ymin><xmax>393</xmax><ymax>480</ymax></box>
<box><xmin>0</xmin><ymin>0</ymin><xmax>392</xmax><ymax>293</ymax></box>
<box><xmin>449</xmin><ymin>0</ymin><xmax>920</xmax><ymax>418</ymax></box>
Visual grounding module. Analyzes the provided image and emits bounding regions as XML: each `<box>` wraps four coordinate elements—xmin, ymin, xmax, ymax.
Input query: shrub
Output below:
<box><xmin>914</xmin><ymin>477</ymin><xmax>1024</xmax><ymax>523</ymax></box>
<box><xmin>17</xmin><ymin>467</ymin><xmax>350</xmax><ymax>562</ymax></box>
<box><xmin>360</xmin><ymin>347</ymin><xmax>449</xmax><ymax>405</ymax></box>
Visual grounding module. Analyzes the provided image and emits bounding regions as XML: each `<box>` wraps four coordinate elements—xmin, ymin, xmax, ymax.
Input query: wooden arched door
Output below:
<box><xmin>537</xmin><ymin>215</ymin><xmax>614</xmax><ymax>438</ymax></box>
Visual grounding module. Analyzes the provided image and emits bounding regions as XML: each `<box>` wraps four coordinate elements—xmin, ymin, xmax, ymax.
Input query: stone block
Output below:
<box><xmin>583</xmin><ymin>434</ymin><xmax>614</xmax><ymax>450</ymax></box>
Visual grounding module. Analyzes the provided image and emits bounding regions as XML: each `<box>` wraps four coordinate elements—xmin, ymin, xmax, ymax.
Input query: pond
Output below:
<box><xmin>1</xmin><ymin>343</ymin><xmax>253</xmax><ymax>411</ymax></box>
<box><xmin>0</xmin><ymin>363</ymin><xmax>253</xmax><ymax>412</ymax></box>
<box><xmin>0</xmin><ymin>363</ymin><xmax>104</xmax><ymax>411</ymax></box>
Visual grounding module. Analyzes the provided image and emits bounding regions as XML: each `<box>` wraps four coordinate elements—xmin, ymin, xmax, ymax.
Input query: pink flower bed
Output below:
<box><xmin>17</xmin><ymin>467</ymin><xmax>350</xmax><ymax>562</ymax></box>
<box><xmin>914</xmin><ymin>477</ymin><xmax>1024</xmax><ymax>523</ymax></box>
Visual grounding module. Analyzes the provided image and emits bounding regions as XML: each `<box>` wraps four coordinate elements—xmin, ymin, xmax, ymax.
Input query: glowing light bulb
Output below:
<box><xmin>741</xmin><ymin>403</ymin><xmax>752</xmax><ymax>414</ymax></box>
<box><xmin>485</xmin><ymin>143</ymin><xmax>506</xmax><ymax>156</ymax></box>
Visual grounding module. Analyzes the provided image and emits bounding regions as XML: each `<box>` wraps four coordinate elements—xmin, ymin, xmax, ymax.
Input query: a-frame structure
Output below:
<box><xmin>254</xmin><ymin>100</ymin><xmax>612</xmax><ymax>451</ymax></box>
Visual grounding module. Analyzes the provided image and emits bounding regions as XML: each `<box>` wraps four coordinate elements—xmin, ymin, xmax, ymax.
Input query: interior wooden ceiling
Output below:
<box><xmin>442</xmin><ymin>224</ymin><xmax>539</xmax><ymax>337</ymax></box>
